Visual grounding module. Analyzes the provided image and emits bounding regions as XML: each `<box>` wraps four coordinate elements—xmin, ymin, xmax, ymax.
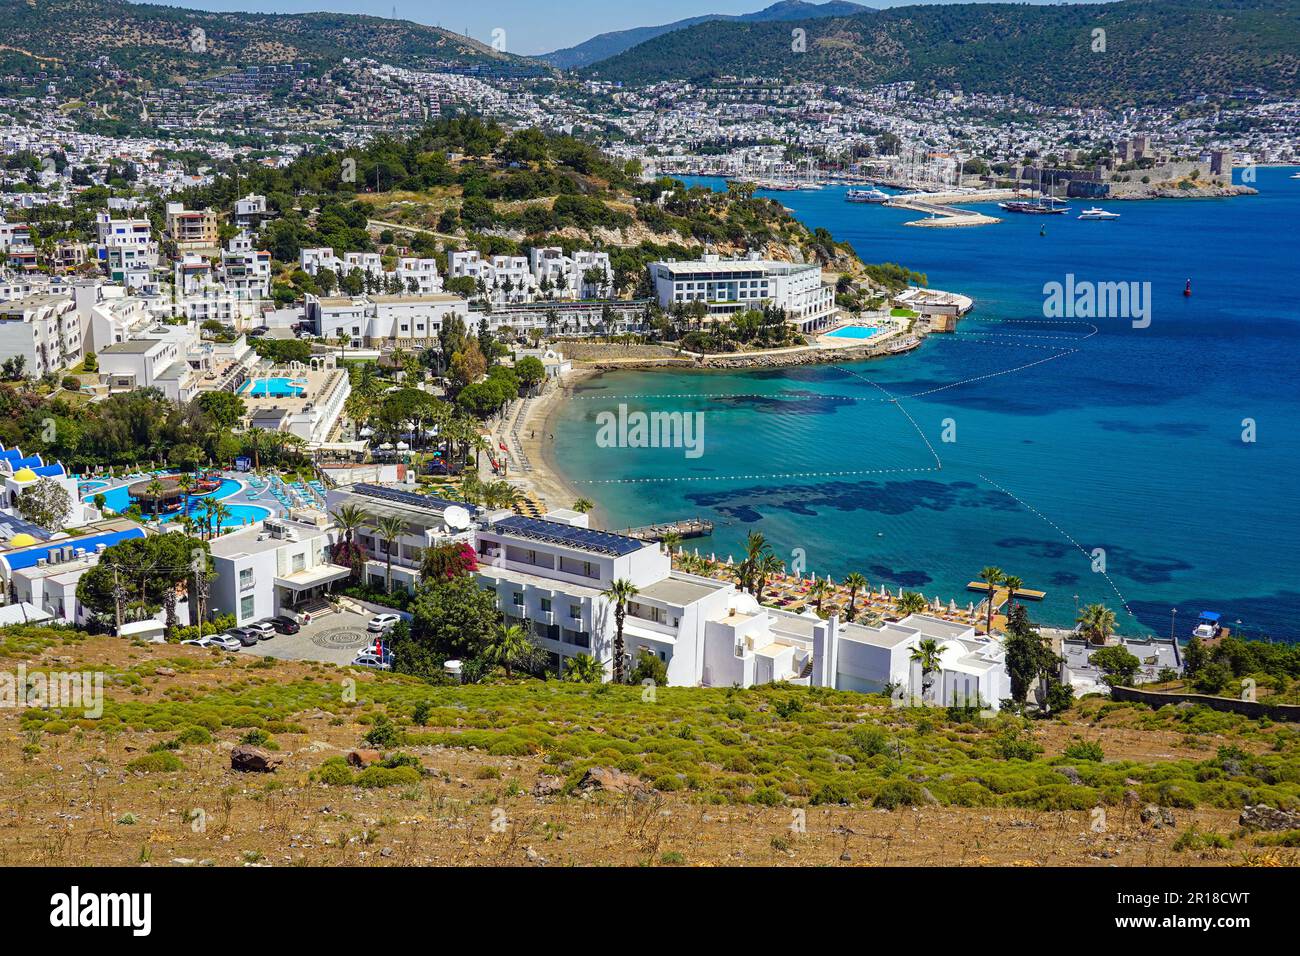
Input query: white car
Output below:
<box><xmin>184</xmin><ymin>634</ymin><xmax>241</xmax><ymax>651</ymax></box>
<box><xmin>244</xmin><ymin>620</ymin><xmax>277</xmax><ymax>641</ymax></box>
<box><xmin>351</xmin><ymin>653</ymin><xmax>392</xmax><ymax>671</ymax></box>
<box><xmin>367</xmin><ymin>613</ymin><xmax>401</xmax><ymax>633</ymax></box>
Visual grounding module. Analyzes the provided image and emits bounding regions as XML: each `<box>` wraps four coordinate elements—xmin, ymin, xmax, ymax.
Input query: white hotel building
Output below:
<box><xmin>650</xmin><ymin>253</ymin><xmax>837</xmax><ymax>333</ymax></box>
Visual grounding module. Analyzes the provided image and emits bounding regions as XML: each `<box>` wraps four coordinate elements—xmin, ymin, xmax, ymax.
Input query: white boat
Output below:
<box><xmin>1291</xmin><ymin>172</ymin><xmax>1300</xmax><ymax>179</ymax></box>
<box><xmin>846</xmin><ymin>187</ymin><xmax>890</xmax><ymax>204</ymax></box>
<box><xmin>1077</xmin><ymin>206</ymin><xmax>1121</xmax><ymax>220</ymax></box>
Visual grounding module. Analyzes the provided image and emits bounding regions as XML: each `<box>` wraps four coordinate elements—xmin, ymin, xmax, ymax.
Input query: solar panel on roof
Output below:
<box><xmin>353</xmin><ymin>483</ymin><xmax>479</xmax><ymax>515</ymax></box>
<box><xmin>492</xmin><ymin>515</ymin><xmax>643</xmax><ymax>557</ymax></box>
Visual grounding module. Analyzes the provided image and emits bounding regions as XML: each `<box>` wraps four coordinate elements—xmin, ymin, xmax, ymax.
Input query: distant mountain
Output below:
<box><xmin>586</xmin><ymin>0</ymin><xmax>1300</xmax><ymax>105</ymax></box>
<box><xmin>539</xmin><ymin>1</ymin><xmax>870</xmax><ymax>70</ymax></box>
<box><xmin>0</xmin><ymin>0</ymin><xmax>540</xmax><ymax>83</ymax></box>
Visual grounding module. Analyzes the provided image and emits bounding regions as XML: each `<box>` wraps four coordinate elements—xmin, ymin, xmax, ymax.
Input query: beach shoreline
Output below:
<box><xmin>516</xmin><ymin>366</ymin><xmax>602</xmax><ymax>518</ymax></box>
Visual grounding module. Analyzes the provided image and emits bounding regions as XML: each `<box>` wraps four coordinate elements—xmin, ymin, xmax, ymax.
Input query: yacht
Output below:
<box><xmin>999</xmin><ymin>199</ymin><xmax>1070</xmax><ymax>215</ymax></box>
<box><xmin>846</xmin><ymin>187</ymin><xmax>890</xmax><ymax>203</ymax></box>
<box><xmin>1078</xmin><ymin>207</ymin><xmax>1121</xmax><ymax>220</ymax></box>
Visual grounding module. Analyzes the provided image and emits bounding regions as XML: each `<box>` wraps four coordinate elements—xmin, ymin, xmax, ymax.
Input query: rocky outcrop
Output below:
<box><xmin>346</xmin><ymin>749</ymin><xmax>382</xmax><ymax>768</ymax></box>
<box><xmin>231</xmin><ymin>746</ymin><xmax>281</xmax><ymax>773</ymax></box>
<box><xmin>1239</xmin><ymin>804</ymin><xmax>1300</xmax><ymax>831</ymax></box>
<box><xmin>576</xmin><ymin>766</ymin><xmax>649</xmax><ymax>795</ymax></box>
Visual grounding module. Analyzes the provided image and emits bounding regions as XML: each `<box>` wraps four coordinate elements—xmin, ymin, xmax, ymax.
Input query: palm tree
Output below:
<box><xmin>145</xmin><ymin>477</ymin><xmax>164</xmax><ymax>518</ymax></box>
<box><xmin>601</xmin><ymin>578</ymin><xmax>639</xmax><ymax>684</ymax></box>
<box><xmin>208</xmin><ymin>500</ymin><xmax>231</xmax><ymax>537</ymax></box>
<box><xmin>1002</xmin><ymin>574</ymin><xmax>1024</xmax><ymax>612</ymax></box>
<box><xmin>661</xmin><ymin>531</ymin><xmax>682</xmax><ymax>556</ymax></box>
<box><xmin>561</xmin><ymin>653</ymin><xmax>603</xmax><ymax>684</ymax></box>
<box><xmin>481</xmin><ymin>622</ymin><xmax>535</xmax><ymax>678</ymax></box>
<box><xmin>1077</xmin><ymin>603</ymin><xmax>1117</xmax><ymax>645</ymax></box>
<box><xmin>898</xmin><ymin>591</ymin><xmax>928</xmax><ymax>616</ymax></box>
<box><xmin>843</xmin><ymin>571</ymin><xmax>868</xmax><ymax>622</ymax></box>
<box><xmin>979</xmin><ymin>565</ymin><xmax>1005</xmax><ymax>635</ymax></box>
<box><xmin>808</xmin><ymin>578</ymin><xmax>832</xmax><ymax>615</ymax></box>
<box><xmin>756</xmin><ymin>552</ymin><xmax>784</xmax><ymax>603</ymax></box>
<box><xmin>572</xmin><ymin>497</ymin><xmax>594</xmax><ymax>514</ymax></box>
<box><xmin>910</xmin><ymin>637</ymin><xmax>944</xmax><ymax>701</ymax></box>
<box><xmin>369</xmin><ymin>515</ymin><xmax>407</xmax><ymax>593</ymax></box>
<box><xmin>740</xmin><ymin>530</ymin><xmax>769</xmax><ymax>594</ymax></box>
<box><xmin>330</xmin><ymin>504</ymin><xmax>368</xmax><ymax>546</ymax></box>
<box><xmin>338</xmin><ymin>331</ymin><xmax>351</xmax><ymax>362</ymax></box>
<box><xmin>177</xmin><ymin>473</ymin><xmax>195</xmax><ymax>521</ymax></box>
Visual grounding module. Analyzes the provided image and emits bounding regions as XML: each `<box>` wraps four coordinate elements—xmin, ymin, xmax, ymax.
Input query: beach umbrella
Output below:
<box><xmin>879</xmin><ymin>584</ymin><xmax>887</xmax><ymax>597</ymax></box>
<box><xmin>932</xmin><ymin>596</ymin><xmax>942</xmax><ymax>612</ymax></box>
<box><xmin>395</xmin><ymin>441</ymin><xmax>409</xmax><ymax>451</ymax></box>
<box><xmin>897</xmin><ymin>587</ymin><xmax>903</xmax><ymax>599</ymax></box>
<box><xmin>948</xmin><ymin>599</ymin><xmax>957</xmax><ymax>613</ymax></box>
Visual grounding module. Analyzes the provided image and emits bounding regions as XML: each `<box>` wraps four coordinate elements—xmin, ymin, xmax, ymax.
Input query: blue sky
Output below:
<box><xmin>138</xmin><ymin>0</ymin><xmax>1077</xmax><ymax>56</ymax></box>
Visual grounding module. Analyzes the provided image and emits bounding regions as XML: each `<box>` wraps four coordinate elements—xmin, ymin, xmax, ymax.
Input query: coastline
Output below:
<box><xmin>516</xmin><ymin>367</ymin><xmax>600</xmax><ymax>517</ymax></box>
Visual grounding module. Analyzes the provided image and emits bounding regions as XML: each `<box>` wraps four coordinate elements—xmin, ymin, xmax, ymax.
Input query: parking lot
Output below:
<box><xmin>244</xmin><ymin>610</ymin><xmax>380</xmax><ymax>666</ymax></box>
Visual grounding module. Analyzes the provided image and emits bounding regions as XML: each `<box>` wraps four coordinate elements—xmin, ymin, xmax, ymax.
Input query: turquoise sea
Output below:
<box><xmin>548</xmin><ymin>167</ymin><xmax>1300</xmax><ymax>638</ymax></box>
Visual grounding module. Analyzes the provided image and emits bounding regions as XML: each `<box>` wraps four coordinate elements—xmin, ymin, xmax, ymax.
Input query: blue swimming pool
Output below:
<box><xmin>825</xmin><ymin>325</ymin><xmax>880</xmax><ymax>339</ymax></box>
<box><xmin>241</xmin><ymin>377</ymin><xmax>307</xmax><ymax>398</ymax></box>
<box><xmin>91</xmin><ymin>478</ymin><xmax>251</xmax><ymax>527</ymax></box>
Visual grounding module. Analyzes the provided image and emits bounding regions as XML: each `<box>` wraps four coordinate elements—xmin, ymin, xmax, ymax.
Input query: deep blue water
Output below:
<box><xmin>550</xmin><ymin>167</ymin><xmax>1300</xmax><ymax>638</ymax></box>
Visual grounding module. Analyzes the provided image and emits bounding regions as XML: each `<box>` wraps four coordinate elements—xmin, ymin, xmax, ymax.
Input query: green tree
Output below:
<box><xmin>978</xmin><ymin>565</ymin><xmax>1004</xmax><ymax>635</ymax></box>
<box><xmin>369</xmin><ymin>514</ymin><xmax>407</xmax><ymax>594</ymax></box>
<box><xmin>561</xmin><ymin>653</ymin><xmax>603</xmax><ymax>683</ymax></box>
<box><xmin>1090</xmin><ymin>645</ymin><xmax>1141</xmax><ymax>688</ymax></box>
<box><xmin>1076</xmin><ymin>603</ymin><xmax>1117</xmax><ymax>645</ymax></box>
<box><xmin>909</xmin><ymin>638</ymin><xmax>944</xmax><ymax>700</ymax></box>
<box><xmin>601</xmin><ymin>578</ymin><xmax>639</xmax><ymax>684</ymax></box>
<box><xmin>394</xmin><ymin>575</ymin><xmax>502</xmax><ymax>677</ymax></box>
<box><xmin>629</xmin><ymin>648</ymin><xmax>668</xmax><ymax>686</ymax></box>
<box><xmin>843</xmin><ymin>572</ymin><xmax>868</xmax><ymax>622</ymax></box>
<box><xmin>480</xmin><ymin>622</ymin><xmax>538</xmax><ymax>678</ymax></box>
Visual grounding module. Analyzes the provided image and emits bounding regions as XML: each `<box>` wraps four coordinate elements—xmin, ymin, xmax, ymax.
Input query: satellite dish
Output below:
<box><xmin>444</xmin><ymin>505</ymin><xmax>471</xmax><ymax>531</ymax></box>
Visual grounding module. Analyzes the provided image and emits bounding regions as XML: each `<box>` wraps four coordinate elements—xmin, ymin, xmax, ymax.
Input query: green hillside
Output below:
<box><xmin>586</xmin><ymin>0</ymin><xmax>1300</xmax><ymax>106</ymax></box>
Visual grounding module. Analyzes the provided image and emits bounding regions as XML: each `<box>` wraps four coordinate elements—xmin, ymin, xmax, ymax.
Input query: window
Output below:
<box><xmin>238</xmin><ymin>567</ymin><xmax>254</xmax><ymax>590</ymax></box>
<box><xmin>540</xmin><ymin>598</ymin><xmax>552</xmax><ymax>613</ymax></box>
<box><xmin>240</xmin><ymin>595</ymin><xmax>254</xmax><ymax>620</ymax></box>
<box><xmin>569</xmin><ymin>603</ymin><xmax>581</xmax><ymax>620</ymax></box>
<box><xmin>512</xmin><ymin>592</ymin><xmax>524</xmax><ymax>607</ymax></box>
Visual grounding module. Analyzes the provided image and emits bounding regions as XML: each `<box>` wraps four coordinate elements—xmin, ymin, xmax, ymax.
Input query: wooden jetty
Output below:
<box><xmin>622</xmin><ymin>518</ymin><xmax>714</xmax><ymax>543</ymax></box>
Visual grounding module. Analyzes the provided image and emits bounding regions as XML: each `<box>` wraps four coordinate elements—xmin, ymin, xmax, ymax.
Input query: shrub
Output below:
<box><xmin>872</xmin><ymin>779</ymin><xmax>926</xmax><ymax>810</ymax></box>
<box><xmin>356</xmin><ymin>765</ymin><xmax>423</xmax><ymax>788</ymax></box>
<box><xmin>364</xmin><ymin>714</ymin><xmax>400</xmax><ymax>749</ymax></box>
<box><xmin>315</xmin><ymin>757</ymin><xmax>355</xmax><ymax>786</ymax></box>
<box><xmin>1062</xmin><ymin>739</ymin><xmax>1105</xmax><ymax>762</ymax></box>
<box><xmin>1172</xmin><ymin>826</ymin><xmax>1231</xmax><ymax>852</ymax></box>
<box><xmin>173</xmin><ymin>726</ymin><xmax>212</xmax><ymax>746</ymax></box>
<box><xmin>126</xmin><ymin>752</ymin><xmax>183</xmax><ymax>774</ymax></box>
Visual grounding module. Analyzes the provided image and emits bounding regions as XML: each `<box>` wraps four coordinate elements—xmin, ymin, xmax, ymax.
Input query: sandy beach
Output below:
<box><xmin>515</xmin><ymin>366</ymin><xmax>601</xmax><ymax>516</ymax></box>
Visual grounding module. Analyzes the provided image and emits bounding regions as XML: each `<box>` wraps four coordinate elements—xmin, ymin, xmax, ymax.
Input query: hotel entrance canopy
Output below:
<box><xmin>274</xmin><ymin>564</ymin><xmax>352</xmax><ymax>590</ymax></box>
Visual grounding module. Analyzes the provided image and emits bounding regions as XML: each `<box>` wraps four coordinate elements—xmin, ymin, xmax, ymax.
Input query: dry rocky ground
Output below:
<box><xmin>0</xmin><ymin>634</ymin><xmax>1294</xmax><ymax>868</ymax></box>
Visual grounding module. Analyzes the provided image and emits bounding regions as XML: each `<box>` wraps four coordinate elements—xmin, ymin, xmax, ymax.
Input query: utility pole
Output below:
<box><xmin>112</xmin><ymin>565</ymin><xmax>123</xmax><ymax>632</ymax></box>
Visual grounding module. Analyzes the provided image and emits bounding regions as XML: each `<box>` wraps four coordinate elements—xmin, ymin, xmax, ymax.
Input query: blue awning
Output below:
<box><xmin>1198</xmin><ymin>611</ymin><xmax>1221</xmax><ymax>622</ymax></box>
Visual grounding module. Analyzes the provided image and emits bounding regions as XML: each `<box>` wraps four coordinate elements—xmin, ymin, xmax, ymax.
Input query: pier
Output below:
<box><xmin>622</xmin><ymin>518</ymin><xmax>715</xmax><ymax>542</ymax></box>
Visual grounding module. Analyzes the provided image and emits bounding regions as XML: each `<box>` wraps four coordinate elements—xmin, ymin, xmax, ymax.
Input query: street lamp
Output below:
<box><xmin>1170</xmin><ymin>607</ymin><xmax>1178</xmax><ymax>641</ymax></box>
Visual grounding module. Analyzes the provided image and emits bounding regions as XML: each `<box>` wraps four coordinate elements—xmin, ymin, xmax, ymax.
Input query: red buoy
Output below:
<box><xmin>1184</xmin><ymin>279</ymin><xmax>1192</xmax><ymax>297</ymax></box>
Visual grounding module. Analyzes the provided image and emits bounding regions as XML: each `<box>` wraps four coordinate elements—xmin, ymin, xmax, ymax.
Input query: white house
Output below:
<box><xmin>0</xmin><ymin>294</ymin><xmax>83</xmax><ymax>378</ymax></box>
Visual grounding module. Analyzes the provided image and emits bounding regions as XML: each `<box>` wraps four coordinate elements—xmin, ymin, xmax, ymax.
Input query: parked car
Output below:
<box><xmin>229</xmin><ymin>627</ymin><xmax>260</xmax><ymax>647</ymax></box>
<box><xmin>367</xmin><ymin>613</ymin><xmax>401</xmax><ymax>633</ymax></box>
<box><xmin>180</xmin><ymin>636</ymin><xmax>215</xmax><ymax>648</ymax></box>
<box><xmin>207</xmin><ymin>634</ymin><xmax>243</xmax><ymax>651</ymax></box>
<box><xmin>351</xmin><ymin>653</ymin><xmax>392</xmax><ymax>671</ymax></box>
<box><xmin>268</xmin><ymin>615</ymin><xmax>300</xmax><ymax>635</ymax></box>
<box><xmin>245</xmin><ymin>620</ymin><xmax>277</xmax><ymax>641</ymax></box>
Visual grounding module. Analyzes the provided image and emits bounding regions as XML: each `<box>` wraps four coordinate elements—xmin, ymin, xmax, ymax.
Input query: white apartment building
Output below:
<box><xmin>95</xmin><ymin>211</ymin><xmax>158</xmax><ymax>290</ymax></box>
<box><xmin>528</xmin><ymin>247</ymin><xmax>612</xmax><ymax>298</ymax></box>
<box><xmin>0</xmin><ymin>294</ymin><xmax>83</xmax><ymax>378</ymax></box>
<box><xmin>219</xmin><ymin>232</ymin><xmax>272</xmax><ymax>300</ymax></box>
<box><xmin>650</xmin><ymin>253</ymin><xmax>837</xmax><ymax>332</ymax></box>
<box><xmin>300</xmin><ymin>248</ymin><xmax>442</xmax><ymax>294</ymax></box>
<box><xmin>164</xmin><ymin>202</ymin><xmax>219</xmax><ymax>253</ymax></box>
<box><xmin>306</xmin><ymin>293</ymin><xmax>469</xmax><ymax>347</ymax></box>
<box><xmin>233</xmin><ymin>193</ymin><xmax>270</xmax><ymax>230</ymax></box>
<box><xmin>0</xmin><ymin>525</ymin><xmax>147</xmax><ymax>624</ymax></box>
<box><xmin>447</xmin><ymin>250</ymin><xmax>536</xmax><ymax>303</ymax></box>
<box><xmin>207</xmin><ymin>514</ymin><xmax>350</xmax><ymax>626</ymax></box>
<box><xmin>0</xmin><ymin>221</ymin><xmax>33</xmax><ymax>251</ymax></box>
<box><xmin>97</xmin><ymin>328</ymin><xmax>199</xmax><ymax>403</ymax></box>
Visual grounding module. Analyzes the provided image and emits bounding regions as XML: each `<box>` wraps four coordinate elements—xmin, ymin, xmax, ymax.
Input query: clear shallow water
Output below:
<box><xmin>826</xmin><ymin>325</ymin><xmax>880</xmax><ymax>339</ymax></box>
<box><xmin>89</xmin><ymin>478</ymin><xmax>256</xmax><ymax>528</ymax></box>
<box><xmin>550</xmin><ymin>167</ymin><xmax>1300</xmax><ymax>638</ymax></box>
<box><xmin>241</xmin><ymin>377</ymin><xmax>306</xmax><ymax>397</ymax></box>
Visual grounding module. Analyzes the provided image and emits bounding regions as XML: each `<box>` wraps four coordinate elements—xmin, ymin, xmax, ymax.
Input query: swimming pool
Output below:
<box><xmin>825</xmin><ymin>325</ymin><xmax>880</xmax><ymax>340</ymax></box>
<box><xmin>241</xmin><ymin>377</ymin><xmax>307</xmax><ymax>398</ymax></box>
<box><xmin>77</xmin><ymin>479</ymin><xmax>109</xmax><ymax>493</ymax></box>
<box><xmin>92</xmin><ymin>478</ymin><xmax>245</xmax><ymax>525</ymax></box>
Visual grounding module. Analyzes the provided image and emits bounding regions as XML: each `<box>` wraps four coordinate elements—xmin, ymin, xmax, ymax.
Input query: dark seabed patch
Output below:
<box><xmin>686</xmin><ymin>479</ymin><xmax>1018</xmax><ymax>520</ymax></box>
<box><xmin>1096</xmin><ymin>419</ymin><xmax>1206</xmax><ymax>437</ymax></box>
<box><xmin>865</xmin><ymin>564</ymin><xmax>933</xmax><ymax>589</ymax></box>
